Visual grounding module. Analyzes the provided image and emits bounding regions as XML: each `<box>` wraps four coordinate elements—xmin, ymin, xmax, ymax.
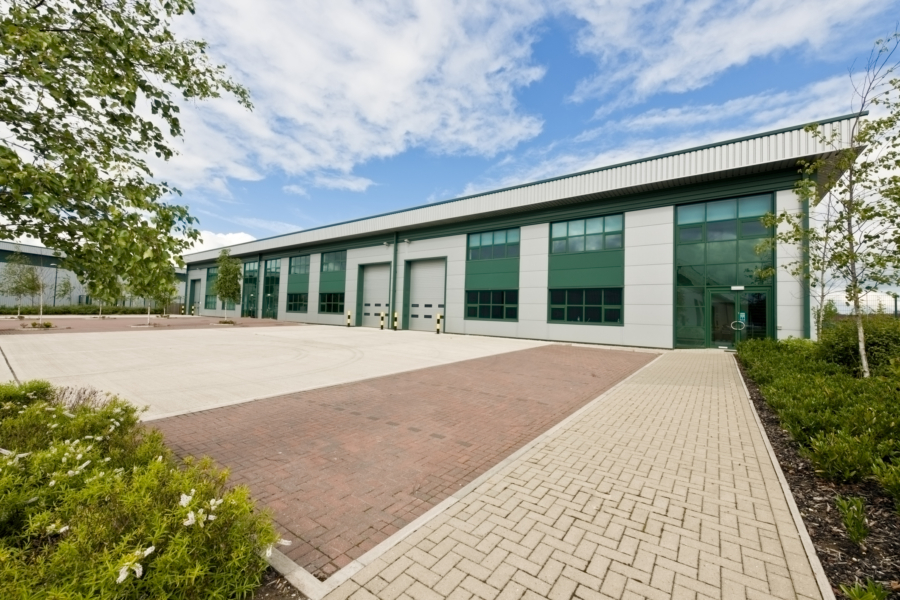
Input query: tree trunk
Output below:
<box><xmin>147</xmin><ymin>305</ymin><xmax>151</xmax><ymax>326</ymax></box>
<box><xmin>39</xmin><ymin>285</ymin><xmax>43</xmax><ymax>325</ymax></box>
<box><xmin>99</xmin><ymin>303</ymin><xmax>103</xmax><ymax>318</ymax></box>
<box><xmin>855</xmin><ymin>308</ymin><xmax>870</xmax><ymax>378</ymax></box>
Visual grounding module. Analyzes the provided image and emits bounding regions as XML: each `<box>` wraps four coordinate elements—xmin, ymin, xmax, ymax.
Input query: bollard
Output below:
<box><xmin>180</xmin><ymin>304</ymin><xmax>184</xmax><ymax>315</ymax></box>
<box><xmin>393</xmin><ymin>312</ymin><xmax>398</xmax><ymax>330</ymax></box>
<box><xmin>436</xmin><ymin>313</ymin><xmax>442</xmax><ymax>334</ymax></box>
<box><xmin>190</xmin><ymin>304</ymin><xmax>195</xmax><ymax>316</ymax></box>
<box><xmin>347</xmin><ymin>311</ymin><xmax>351</xmax><ymax>327</ymax></box>
<box><xmin>380</xmin><ymin>312</ymin><xmax>385</xmax><ymax>330</ymax></box>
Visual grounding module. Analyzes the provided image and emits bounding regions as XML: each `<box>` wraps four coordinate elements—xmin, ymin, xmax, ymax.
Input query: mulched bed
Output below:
<box><xmin>251</xmin><ymin>569</ymin><xmax>308</xmax><ymax>600</ymax></box>
<box><xmin>735</xmin><ymin>356</ymin><xmax>900</xmax><ymax>599</ymax></box>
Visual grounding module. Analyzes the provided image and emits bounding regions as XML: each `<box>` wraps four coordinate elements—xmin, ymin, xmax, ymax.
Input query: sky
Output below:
<box><xmin>154</xmin><ymin>0</ymin><xmax>899</xmax><ymax>253</ymax></box>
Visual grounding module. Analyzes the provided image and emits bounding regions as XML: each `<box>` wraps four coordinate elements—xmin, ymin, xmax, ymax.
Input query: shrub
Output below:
<box><xmin>0</xmin><ymin>306</ymin><xmax>171</xmax><ymax>316</ymax></box>
<box><xmin>0</xmin><ymin>381</ymin><xmax>278</xmax><ymax>600</ymax></box>
<box><xmin>872</xmin><ymin>459</ymin><xmax>900</xmax><ymax>512</ymax></box>
<box><xmin>818</xmin><ymin>315</ymin><xmax>900</xmax><ymax>375</ymax></box>
<box><xmin>738</xmin><ymin>339</ymin><xmax>900</xmax><ymax>498</ymax></box>
<box><xmin>840</xmin><ymin>579</ymin><xmax>890</xmax><ymax>600</ymax></box>
<box><xmin>834</xmin><ymin>496</ymin><xmax>869</xmax><ymax>545</ymax></box>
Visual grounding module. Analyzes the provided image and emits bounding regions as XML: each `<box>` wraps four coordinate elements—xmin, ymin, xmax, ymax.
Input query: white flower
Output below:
<box><xmin>183</xmin><ymin>511</ymin><xmax>196</xmax><ymax>526</ymax></box>
<box><xmin>49</xmin><ymin>423</ymin><xmax>58</xmax><ymax>429</ymax></box>
<box><xmin>207</xmin><ymin>514</ymin><xmax>216</xmax><ymax>521</ymax></box>
<box><xmin>59</xmin><ymin>525</ymin><xmax>69</xmax><ymax>533</ymax></box>
<box><xmin>66</xmin><ymin>470</ymin><xmax>75</xmax><ymax>477</ymax></box>
<box><xmin>179</xmin><ymin>493</ymin><xmax>193</xmax><ymax>507</ymax></box>
<box><xmin>78</xmin><ymin>460</ymin><xmax>91</xmax><ymax>471</ymax></box>
<box><xmin>156</xmin><ymin>455</ymin><xmax>163</xmax><ymax>462</ymax></box>
<box><xmin>131</xmin><ymin>563</ymin><xmax>143</xmax><ymax>578</ymax></box>
<box><xmin>142</xmin><ymin>546</ymin><xmax>155</xmax><ymax>557</ymax></box>
<box><xmin>48</xmin><ymin>480</ymin><xmax>55</xmax><ymax>487</ymax></box>
<box><xmin>265</xmin><ymin>545</ymin><xmax>273</xmax><ymax>558</ymax></box>
<box><xmin>62</xmin><ymin>411</ymin><xmax>74</xmax><ymax>418</ymax></box>
<box><xmin>208</xmin><ymin>498</ymin><xmax>223</xmax><ymax>511</ymax></box>
<box><xmin>103</xmin><ymin>457</ymin><xmax>111</xmax><ymax>462</ymax></box>
<box><xmin>277</xmin><ymin>539</ymin><xmax>292</xmax><ymax>546</ymax></box>
<box><xmin>117</xmin><ymin>565</ymin><xmax>129</xmax><ymax>584</ymax></box>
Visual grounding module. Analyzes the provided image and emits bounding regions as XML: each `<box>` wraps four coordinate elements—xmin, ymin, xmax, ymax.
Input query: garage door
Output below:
<box><xmin>361</xmin><ymin>264</ymin><xmax>391</xmax><ymax>327</ymax></box>
<box><xmin>408</xmin><ymin>259</ymin><xmax>445</xmax><ymax>332</ymax></box>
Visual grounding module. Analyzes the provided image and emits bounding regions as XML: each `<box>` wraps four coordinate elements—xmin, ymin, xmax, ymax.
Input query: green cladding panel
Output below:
<box><xmin>287</xmin><ymin>273</ymin><xmax>309</xmax><ymax>294</ymax></box>
<box><xmin>548</xmin><ymin>251</ymin><xmax>624</xmax><ymax>288</ymax></box>
<box><xmin>318</xmin><ymin>271</ymin><xmax>346</xmax><ymax>293</ymax></box>
<box><xmin>465</xmin><ymin>258</ymin><xmax>520</xmax><ymax>290</ymax></box>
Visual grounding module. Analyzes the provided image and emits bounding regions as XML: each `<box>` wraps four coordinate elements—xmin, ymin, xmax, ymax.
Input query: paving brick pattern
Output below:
<box><xmin>327</xmin><ymin>351</ymin><xmax>822</xmax><ymax>600</ymax></box>
<box><xmin>153</xmin><ymin>345</ymin><xmax>655</xmax><ymax>578</ymax></box>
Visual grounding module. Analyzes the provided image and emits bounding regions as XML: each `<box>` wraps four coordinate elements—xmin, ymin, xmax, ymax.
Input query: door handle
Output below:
<box><xmin>730</xmin><ymin>321</ymin><xmax>746</xmax><ymax>331</ymax></box>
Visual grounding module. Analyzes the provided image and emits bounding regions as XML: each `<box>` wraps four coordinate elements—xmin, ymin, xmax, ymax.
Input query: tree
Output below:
<box><xmin>1</xmin><ymin>247</ymin><xmax>32</xmax><ymax>315</ymax></box>
<box><xmin>126</xmin><ymin>260</ymin><xmax>178</xmax><ymax>326</ymax></box>
<box><xmin>55</xmin><ymin>275</ymin><xmax>74</xmax><ymax>305</ymax></box>
<box><xmin>0</xmin><ymin>0</ymin><xmax>250</xmax><ymax>297</ymax></box>
<box><xmin>214</xmin><ymin>249</ymin><xmax>242</xmax><ymax>322</ymax></box>
<box><xmin>151</xmin><ymin>278</ymin><xmax>179</xmax><ymax>316</ymax></box>
<box><xmin>769</xmin><ymin>33</ymin><xmax>900</xmax><ymax>377</ymax></box>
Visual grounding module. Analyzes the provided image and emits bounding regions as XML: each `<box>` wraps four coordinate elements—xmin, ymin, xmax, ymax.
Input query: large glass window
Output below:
<box><xmin>262</xmin><ymin>259</ymin><xmax>280</xmax><ymax>319</ymax></box>
<box><xmin>550</xmin><ymin>215</ymin><xmax>623</xmax><ymax>254</ymax></box>
<box><xmin>287</xmin><ymin>293</ymin><xmax>308</xmax><ymax>313</ymax></box>
<box><xmin>205</xmin><ymin>266</ymin><xmax>218</xmax><ymax>309</ymax></box>
<box><xmin>467</xmin><ymin>229</ymin><xmax>520</xmax><ymax>260</ymax></box>
<box><xmin>548</xmin><ymin>288</ymin><xmax>623</xmax><ymax>324</ymax></box>
<box><xmin>321</xmin><ymin>251</ymin><xmax>347</xmax><ymax>272</ymax></box>
<box><xmin>675</xmin><ymin>194</ymin><xmax>774</xmax><ymax>347</ymax></box>
<box><xmin>319</xmin><ymin>292</ymin><xmax>345</xmax><ymax>314</ymax></box>
<box><xmin>241</xmin><ymin>262</ymin><xmax>258</xmax><ymax>318</ymax></box>
<box><xmin>289</xmin><ymin>255</ymin><xmax>310</xmax><ymax>275</ymax></box>
<box><xmin>465</xmin><ymin>290</ymin><xmax>518</xmax><ymax>320</ymax></box>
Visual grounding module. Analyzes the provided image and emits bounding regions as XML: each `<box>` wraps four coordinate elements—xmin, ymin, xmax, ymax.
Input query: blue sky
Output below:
<box><xmin>157</xmin><ymin>0</ymin><xmax>899</xmax><ymax>252</ymax></box>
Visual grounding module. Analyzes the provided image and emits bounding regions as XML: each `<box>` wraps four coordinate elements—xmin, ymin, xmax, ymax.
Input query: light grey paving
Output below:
<box><xmin>0</xmin><ymin>326</ymin><xmax>549</xmax><ymax>419</ymax></box>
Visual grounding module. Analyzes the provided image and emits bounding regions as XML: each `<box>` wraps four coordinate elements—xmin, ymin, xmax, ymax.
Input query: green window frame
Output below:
<box><xmin>550</xmin><ymin>215</ymin><xmax>623</xmax><ymax>254</ymax></box>
<box><xmin>287</xmin><ymin>293</ymin><xmax>308</xmax><ymax>313</ymax></box>
<box><xmin>465</xmin><ymin>290</ymin><xmax>518</xmax><ymax>320</ymax></box>
<box><xmin>241</xmin><ymin>261</ymin><xmax>259</xmax><ymax>318</ymax></box>
<box><xmin>321</xmin><ymin>251</ymin><xmax>347</xmax><ymax>272</ymax></box>
<box><xmin>319</xmin><ymin>292</ymin><xmax>345</xmax><ymax>314</ymax></box>
<box><xmin>289</xmin><ymin>255</ymin><xmax>310</xmax><ymax>274</ymax></box>
<box><xmin>548</xmin><ymin>288</ymin><xmax>623</xmax><ymax>324</ymax></box>
<box><xmin>205</xmin><ymin>266</ymin><xmax>218</xmax><ymax>309</ymax></box>
<box><xmin>467</xmin><ymin>229</ymin><xmax>520</xmax><ymax>260</ymax></box>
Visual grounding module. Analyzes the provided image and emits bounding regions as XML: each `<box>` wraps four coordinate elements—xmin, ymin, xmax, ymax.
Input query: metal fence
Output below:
<box><xmin>824</xmin><ymin>292</ymin><xmax>899</xmax><ymax>317</ymax></box>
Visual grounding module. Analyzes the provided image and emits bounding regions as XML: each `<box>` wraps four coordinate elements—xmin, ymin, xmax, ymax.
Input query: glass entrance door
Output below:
<box><xmin>707</xmin><ymin>288</ymin><xmax>771</xmax><ymax>348</ymax></box>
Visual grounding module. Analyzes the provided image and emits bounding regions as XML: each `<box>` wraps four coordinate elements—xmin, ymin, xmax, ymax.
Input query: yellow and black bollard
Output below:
<box><xmin>380</xmin><ymin>312</ymin><xmax>385</xmax><ymax>330</ymax></box>
<box><xmin>436</xmin><ymin>314</ymin><xmax>442</xmax><ymax>334</ymax></box>
<box><xmin>347</xmin><ymin>311</ymin><xmax>351</xmax><ymax>327</ymax></box>
<box><xmin>393</xmin><ymin>312</ymin><xmax>398</xmax><ymax>330</ymax></box>
<box><xmin>190</xmin><ymin>304</ymin><xmax>195</xmax><ymax>316</ymax></box>
<box><xmin>180</xmin><ymin>304</ymin><xmax>184</xmax><ymax>315</ymax></box>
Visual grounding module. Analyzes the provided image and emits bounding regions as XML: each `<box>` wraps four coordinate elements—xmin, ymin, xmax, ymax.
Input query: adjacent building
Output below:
<box><xmin>182</xmin><ymin>115</ymin><xmax>859</xmax><ymax>349</ymax></box>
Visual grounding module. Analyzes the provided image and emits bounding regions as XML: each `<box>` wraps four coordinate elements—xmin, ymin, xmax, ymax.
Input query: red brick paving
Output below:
<box><xmin>152</xmin><ymin>344</ymin><xmax>657</xmax><ymax>579</ymax></box>
<box><xmin>0</xmin><ymin>316</ymin><xmax>301</xmax><ymax>335</ymax></box>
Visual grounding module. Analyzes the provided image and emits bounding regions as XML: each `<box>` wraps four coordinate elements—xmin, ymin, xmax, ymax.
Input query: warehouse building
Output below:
<box><xmin>183</xmin><ymin>115</ymin><xmax>859</xmax><ymax>349</ymax></box>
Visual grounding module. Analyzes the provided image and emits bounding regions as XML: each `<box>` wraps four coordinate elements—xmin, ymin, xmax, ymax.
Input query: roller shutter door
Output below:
<box><xmin>361</xmin><ymin>264</ymin><xmax>391</xmax><ymax>327</ymax></box>
<box><xmin>408</xmin><ymin>259</ymin><xmax>445</xmax><ymax>331</ymax></box>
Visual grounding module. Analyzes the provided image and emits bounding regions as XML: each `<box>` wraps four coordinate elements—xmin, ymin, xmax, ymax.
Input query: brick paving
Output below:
<box><xmin>153</xmin><ymin>345</ymin><xmax>655</xmax><ymax>579</ymax></box>
<box><xmin>326</xmin><ymin>351</ymin><xmax>823</xmax><ymax>600</ymax></box>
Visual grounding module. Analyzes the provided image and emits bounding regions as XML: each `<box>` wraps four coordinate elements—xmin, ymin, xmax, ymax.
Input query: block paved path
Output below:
<box><xmin>153</xmin><ymin>344</ymin><xmax>656</xmax><ymax>579</ymax></box>
<box><xmin>327</xmin><ymin>351</ymin><xmax>824</xmax><ymax>600</ymax></box>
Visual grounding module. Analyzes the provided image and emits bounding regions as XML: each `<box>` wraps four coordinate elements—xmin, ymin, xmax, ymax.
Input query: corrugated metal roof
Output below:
<box><xmin>185</xmin><ymin>113</ymin><xmax>861</xmax><ymax>263</ymax></box>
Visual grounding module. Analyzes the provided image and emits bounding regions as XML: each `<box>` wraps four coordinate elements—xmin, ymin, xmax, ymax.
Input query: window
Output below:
<box><xmin>321</xmin><ymin>250</ymin><xmax>347</xmax><ymax>272</ymax></box>
<box><xmin>287</xmin><ymin>293</ymin><xmax>308</xmax><ymax>312</ymax></box>
<box><xmin>205</xmin><ymin>266</ymin><xmax>218</xmax><ymax>309</ymax></box>
<box><xmin>319</xmin><ymin>292</ymin><xmax>345</xmax><ymax>314</ymax></box>
<box><xmin>465</xmin><ymin>290</ymin><xmax>518</xmax><ymax>320</ymax></box>
<box><xmin>262</xmin><ymin>260</ymin><xmax>280</xmax><ymax>319</ymax></box>
<box><xmin>550</xmin><ymin>215</ymin><xmax>623</xmax><ymax>254</ymax></box>
<box><xmin>241</xmin><ymin>262</ymin><xmax>258</xmax><ymax>318</ymax></box>
<box><xmin>548</xmin><ymin>288</ymin><xmax>623</xmax><ymax>324</ymax></box>
<box><xmin>467</xmin><ymin>229</ymin><xmax>520</xmax><ymax>260</ymax></box>
<box><xmin>289</xmin><ymin>255</ymin><xmax>310</xmax><ymax>275</ymax></box>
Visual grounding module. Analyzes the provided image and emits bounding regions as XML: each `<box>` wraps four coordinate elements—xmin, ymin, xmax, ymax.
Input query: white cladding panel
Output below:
<box><xmin>408</xmin><ymin>259</ymin><xmax>446</xmax><ymax>331</ymax></box>
<box><xmin>775</xmin><ymin>189</ymin><xmax>806</xmax><ymax>340</ymax></box>
<box><xmin>362</xmin><ymin>264</ymin><xmax>391</xmax><ymax>327</ymax></box>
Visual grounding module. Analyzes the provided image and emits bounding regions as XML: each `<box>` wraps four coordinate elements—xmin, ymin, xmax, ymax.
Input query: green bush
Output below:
<box><xmin>738</xmin><ymin>339</ymin><xmax>900</xmax><ymax>501</ymax></box>
<box><xmin>0</xmin><ymin>381</ymin><xmax>278</xmax><ymax>599</ymax></box>
<box><xmin>840</xmin><ymin>580</ymin><xmax>890</xmax><ymax>600</ymax></box>
<box><xmin>834</xmin><ymin>496</ymin><xmax>869</xmax><ymax>545</ymax></box>
<box><xmin>872</xmin><ymin>459</ymin><xmax>900</xmax><ymax>513</ymax></box>
<box><xmin>0</xmin><ymin>305</ymin><xmax>174</xmax><ymax>316</ymax></box>
<box><xmin>818</xmin><ymin>315</ymin><xmax>900</xmax><ymax>375</ymax></box>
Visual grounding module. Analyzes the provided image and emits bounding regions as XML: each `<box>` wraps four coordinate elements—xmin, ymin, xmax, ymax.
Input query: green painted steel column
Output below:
<box><xmin>389</xmin><ymin>232</ymin><xmax>398</xmax><ymax>330</ymax></box>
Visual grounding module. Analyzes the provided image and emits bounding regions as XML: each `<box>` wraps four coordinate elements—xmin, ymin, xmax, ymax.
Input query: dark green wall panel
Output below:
<box><xmin>318</xmin><ymin>271</ymin><xmax>346</xmax><ymax>293</ymax></box>
<box><xmin>287</xmin><ymin>273</ymin><xmax>309</xmax><ymax>293</ymax></box>
<box><xmin>465</xmin><ymin>258</ymin><xmax>519</xmax><ymax>290</ymax></box>
<box><xmin>549</xmin><ymin>266</ymin><xmax>624</xmax><ymax>288</ymax></box>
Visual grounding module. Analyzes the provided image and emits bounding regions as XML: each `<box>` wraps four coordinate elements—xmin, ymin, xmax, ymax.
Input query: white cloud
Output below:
<box><xmin>561</xmin><ymin>0</ymin><xmax>883</xmax><ymax>102</ymax></box>
<box><xmin>282</xmin><ymin>184</ymin><xmax>309</xmax><ymax>196</ymax></box>
<box><xmin>188</xmin><ymin>231</ymin><xmax>256</xmax><ymax>254</ymax></box>
<box><xmin>464</xmin><ymin>75</ymin><xmax>860</xmax><ymax>195</ymax></box>
<box><xmin>312</xmin><ymin>174</ymin><xmax>375</xmax><ymax>192</ymax></box>
<box><xmin>160</xmin><ymin>0</ymin><xmax>547</xmax><ymax>193</ymax></box>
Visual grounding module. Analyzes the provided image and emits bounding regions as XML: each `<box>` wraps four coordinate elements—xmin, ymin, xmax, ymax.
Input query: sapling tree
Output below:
<box><xmin>126</xmin><ymin>262</ymin><xmax>179</xmax><ymax>326</ymax></box>
<box><xmin>0</xmin><ymin>248</ymin><xmax>32</xmax><ymax>316</ymax></box>
<box><xmin>214</xmin><ymin>249</ymin><xmax>242</xmax><ymax>323</ymax></box>
<box><xmin>767</xmin><ymin>33</ymin><xmax>900</xmax><ymax>377</ymax></box>
<box><xmin>55</xmin><ymin>276</ymin><xmax>74</xmax><ymax>305</ymax></box>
